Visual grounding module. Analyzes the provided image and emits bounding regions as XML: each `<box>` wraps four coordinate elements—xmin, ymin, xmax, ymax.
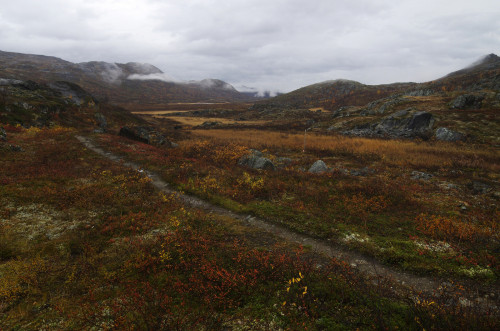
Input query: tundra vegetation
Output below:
<box><xmin>1</xmin><ymin>123</ymin><xmax>498</xmax><ymax>329</ymax></box>
<box><xmin>1</xmin><ymin>52</ymin><xmax>499</xmax><ymax>329</ymax></box>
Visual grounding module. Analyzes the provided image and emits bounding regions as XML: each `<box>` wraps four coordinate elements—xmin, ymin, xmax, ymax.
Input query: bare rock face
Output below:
<box><xmin>344</xmin><ymin>111</ymin><xmax>435</xmax><ymax>139</ymax></box>
<box><xmin>435</xmin><ymin>127</ymin><xmax>464</xmax><ymax>142</ymax></box>
<box><xmin>308</xmin><ymin>160</ymin><xmax>328</xmax><ymax>173</ymax></box>
<box><xmin>450</xmin><ymin>94</ymin><xmax>484</xmax><ymax>110</ymax></box>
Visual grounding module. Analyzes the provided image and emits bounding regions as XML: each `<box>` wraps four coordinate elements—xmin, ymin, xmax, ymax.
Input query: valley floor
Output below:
<box><xmin>1</xmin><ymin>126</ymin><xmax>498</xmax><ymax>329</ymax></box>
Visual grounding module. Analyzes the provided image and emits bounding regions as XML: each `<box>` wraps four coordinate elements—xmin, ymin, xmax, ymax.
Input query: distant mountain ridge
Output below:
<box><xmin>254</xmin><ymin>54</ymin><xmax>500</xmax><ymax>111</ymax></box>
<box><xmin>0</xmin><ymin>50</ymin><xmax>255</xmax><ymax>106</ymax></box>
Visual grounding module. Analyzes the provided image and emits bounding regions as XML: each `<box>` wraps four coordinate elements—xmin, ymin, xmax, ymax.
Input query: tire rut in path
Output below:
<box><xmin>76</xmin><ymin>135</ymin><xmax>498</xmax><ymax>310</ymax></box>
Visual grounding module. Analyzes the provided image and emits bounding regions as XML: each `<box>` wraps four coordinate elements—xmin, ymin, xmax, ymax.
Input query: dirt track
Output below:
<box><xmin>76</xmin><ymin>135</ymin><xmax>499</xmax><ymax>311</ymax></box>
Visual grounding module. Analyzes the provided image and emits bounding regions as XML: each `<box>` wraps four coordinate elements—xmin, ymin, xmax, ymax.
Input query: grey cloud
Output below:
<box><xmin>0</xmin><ymin>0</ymin><xmax>498</xmax><ymax>93</ymax></box>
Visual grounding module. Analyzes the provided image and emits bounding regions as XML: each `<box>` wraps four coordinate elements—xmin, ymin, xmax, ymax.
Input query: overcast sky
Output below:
<box><xmin>0</xmin><ymin>0</ymin><xmax>499</xmax><ymax>94</ymax></box>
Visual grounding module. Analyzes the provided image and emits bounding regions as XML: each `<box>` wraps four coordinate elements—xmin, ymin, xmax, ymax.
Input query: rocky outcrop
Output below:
<box><xmin>435</xmin><ymin>127</ymin><xmax>464</xmax><ymax>142</ymax></box>
<box><xmin>198</xmin><ymin>121</ymin><xmax>222</xmax><ymax>128</ymax></box>
<box><xmin>308</xmin><ymin>160</ymin><xmax>328</xmax><ymax>173</ymax></box>
<box><xmin>119</xmin><ymin>126</ymin><xmax>166</xmax><ymax>145</ymax></box>
<box><xmin>469</xmin><ymin>181</ymin><xmax>492</xmax><ymax>195</ymax></box>
<box><xmin>411</xmin><ymin>171</ymin><xmax>433</xmax><ymax>181</ymax></box>
<box><xmin>238</xmin><ymin>151</ymin><xmax>276</xmax><ymax>170</ymax></box>
<box><xmin>343</xmin><ymin>111</ymin><xmax>435</xmax><ymax>139</ymax></box>
<box><xmin>48</xmin><ymin>81</ymin><xmax>96</xmax><ymax>106</ymax></box>
<box><xmin>450</xmin><ymin>94</ymin><xmax>484</xmax><ymax>110</ymax></box>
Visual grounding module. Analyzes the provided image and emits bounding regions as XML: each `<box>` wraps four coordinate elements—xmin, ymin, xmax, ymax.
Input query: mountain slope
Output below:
<box><xmin>0</xmin><ymin>50</ymin><xmax>254</xmax><ymax>106</ymax></box>
<box><xmin>254</xmin><ymin>54</ymin><xmax>500</xmax><ymax>112</ymax></box>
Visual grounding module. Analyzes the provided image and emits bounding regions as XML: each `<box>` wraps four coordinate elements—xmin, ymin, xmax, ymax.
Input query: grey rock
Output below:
<box><xmin>249</xmin><ymin>149</ymin><xmax>263</xmax><ymax>157</ymax></box>
<box><xmin>0</xmin><ymin>126</ymin><xmax>6</xmax><ymax>141</ymax></box>
<box><xmin>238</xmin><ymin>154</ymin><xmax>276</xmax><ymax>170</ymax></box>
<box><xmin>95</xmin><ymin>112</ymin><xmax>107</xmax><ymax>131</ymax></box>
<box><xmin>440</xmin><ymin>182</ymin><xmax>459</xmax><ymax>190</ymax></box>
<box><xmin>350</xmin><ymin>167</ymin><xmax>375</xmax><ymax>176</ymax></box>
<box><xmin>406</xmin><ymin>111</ymin><xmax>435</xmax><ymax>133</ymax></box>
<box><xmin>435</xmin><ymin>127</ymin><xmax>464</xmax><ymax>142</ymax></box>
<box><xmin>411</xmin><ymin>171</ymin><xmax>433</xmax><ymax>181</ymax></box>
<box><xmin>199</xmin><ymin>121</ymin><xmax>222</xmax><ymax>128</ymax></box>
<box><xmin>405</xmin><ymin>89</ymin><xmax>434</xmax><ymax>97</ymax></box>
<box><xmin>308</xmin><ymin>160</ymin><xmax>328</xmax><ymax>173</ymax></box>
<box><xmin>0</xmin><ymin>78</ymin><xmax>23</xmax><ymax>86</ymax></box>
<box><xmin>345</xmin><ymin>111</ymin><xmax>435</xmax><ymax>139</ymax></box>
<box><xmin>119</xmin><ymin>126</ymin><xmax>166</xmax><ymax>145</ymax></box>
<box><xmin>469</xmin><ymin>181</ymin><xmax>492</xmax><ymax>194</ymax></box>
<box><xmin>9</xmin><ymin>144</ymin><xmax>23</xmax><ymax>152</ymax></box>
<box><xmin>450</xmin><ymin>94</ymin><xmax>484</xmax><ymax>110</ymax></box>
<box><xmin>306</xmin><ymin>119</ymin><xmax>315</xmax><ymax>127</ymax></box>
<box><xmin>93</xmin><ymin>128</ymin><xmax>106</xmax><ymax>134</ymax></box>
<box><xmin>391</xmin><ymin>109</ymin><xmax>409</xmax><ymax>118</ymax></box>
<box><xmin>48</xmin><ymin>81</ymin><xmax>95</xmax><ymax>106</ymax></box>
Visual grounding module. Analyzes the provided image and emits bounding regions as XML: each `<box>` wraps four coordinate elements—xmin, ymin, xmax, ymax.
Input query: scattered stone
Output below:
<box><xmin>308</xmin><ymin>160</ymin><xmax>328</xmax><ymax>173</ymax></box>
<box><xmin>391</xmin><ymin>109</ymin><xmax>409</xmax><ymax>118</ymax></box>
<box><xmin>238</xmin><ymin>153</ymin><xmax>276</xmax><ymax>170</ymax></box>
<box><xmin>94</xmin><ymin>112</ymin><xmax>107</xmax><ymax>132</ymax></box>
<box><xmin>450</xmin><ymin>94</ymin><xmax>484</xmax><ymax>110</ymax></box>
<box><xmin>439</xmin><ymin>182</ymin><xmax>459</xmax><ymax>190</ymax></box>
<box><xmin>435</xmin><ymin>127</ymin><xmax>464</xmax><ymax>141</ymax></box>
<box><xmin>349</xmin><ymin>167</ymin><xmax>375</xmax><ymax>176</ymax></box>
<box><xmin>469</xmin><ymin>181</ymin><xmax>492</xmax><ymax>194</ymax></box>
<box><xmin>249</xmin><ymin>149</ymin><xmax>263</xmax><ymax>157</ymax></box>
<box><xmin>199</xmin><ymin>121</ymin><xmax>222</xmax><ymax>128</ymax></box>
<box><xmin>119</xmin><ymin>126</ymin><xmax>166</xmax><ymax>145</ymax></box>
<box><xmin>411</xmin><ymin>171</ymin><xmax>433</xmax><ymax>181</ymax></box>
<box><xmin>9</xmin><ymin>144</ymin><xmax>23</xmax><ymax>152</ymax></box>
<box><xmin>306</xmin><ymin>119</ymin><xmax>315</xmax><ymax>127</ymax></box>
<box><xmin>238</xmin><ymin>149</ymin><xmax>276</xmax><ymax>170</ymax></box>
<box><xmin>405</xmin><ymin>89</ymin><xmax>434</xmax><ymax>97</ymax></box>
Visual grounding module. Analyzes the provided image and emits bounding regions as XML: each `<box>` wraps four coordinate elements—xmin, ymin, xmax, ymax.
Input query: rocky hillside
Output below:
<box><xmin>248</xmin><ymin>54</ymin><xmax>500</xmax><ymax>143</ymax></box>
<box><xmin>0</xmin><ymin>50</ymin><xmax>255</xmax><ymax>105</ymax></box>
<box><xmin>0</xmin><ymin>78</ymin><xmax>147</xmax><ymax>132</ymax></box>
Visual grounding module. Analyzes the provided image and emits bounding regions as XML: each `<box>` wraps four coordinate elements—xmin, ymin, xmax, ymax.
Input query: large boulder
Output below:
<box><xmin>238</xmin><ymin>153</ymin><xmax>276</xmax><ymax>170</ymax></box>
<box><xmin>450</xmin><ymin>94</ymin><xmax>484</xmax><ymax>110</ymax></box>
<box><xmin>119</xmin><ymin>126</ymin><xmax>166</xmax><ymax>145</ymax></box>
<box><xmin>372</xmin><ymin>111</ymin><xmax>435</xmax><ymax>138</ymax></box>
<box><xmin>406</xmin><ymin>111</ymin><xmax>434</xmax><ymax>133</ymax></box>
<box><xmin>435</xmin><ymin>127</ymin><xmax>464</xmax><ymax>142</ymax></box>
<box><xmin>308</xmin><ymin>160</ymin><xmax>329</xmax><ymax>173</ymax></box>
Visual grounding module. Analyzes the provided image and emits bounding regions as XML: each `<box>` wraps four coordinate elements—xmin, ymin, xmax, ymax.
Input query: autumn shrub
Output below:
<box><xmin>415</xmin><ymin>213</ymin><xmax>494</xmax><ymax>244</ymax></box>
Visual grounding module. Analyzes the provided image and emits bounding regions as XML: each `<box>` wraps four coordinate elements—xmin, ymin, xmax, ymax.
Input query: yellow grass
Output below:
<box><xmin>192</xmin><ymin>129</ymin><xmax>500</xmax><ymax>171</ymax></box>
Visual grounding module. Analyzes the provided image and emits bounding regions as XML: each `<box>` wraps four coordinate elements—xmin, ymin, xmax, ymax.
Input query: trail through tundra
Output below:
<box><xmin>76</xmin><ymin>135</ymin><xmax>499</xmax><ymax>311</ymax></box>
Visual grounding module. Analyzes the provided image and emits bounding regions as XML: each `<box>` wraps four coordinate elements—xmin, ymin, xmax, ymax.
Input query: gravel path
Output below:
<box><xmin>76</xmin><ymin>135</ymin><xmax>499</xmax><ymax>310</ymax></box>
